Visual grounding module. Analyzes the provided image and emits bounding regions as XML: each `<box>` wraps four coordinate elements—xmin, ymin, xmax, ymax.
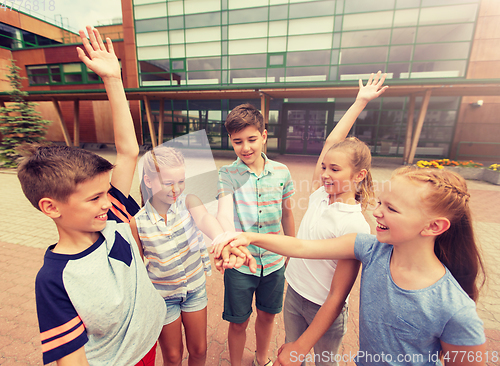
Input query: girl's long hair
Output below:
<box><xmin>394</xmin><ymin>166</ymin><xmax>485</xmax><ymax>301</ymax></box>
<box><xmin>329</xmin><ymin>137</ymin><xmax>375</xmax><ymax>209</ymax></box>
<box><xmin>140</xmin><ymin>146</ymin><xmax>185</xmax><ymax>205</ymax></box>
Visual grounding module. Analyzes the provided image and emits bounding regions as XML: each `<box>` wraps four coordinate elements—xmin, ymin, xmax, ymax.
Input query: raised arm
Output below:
<box><xmin>312</xmin><ymin>71</ymin><xmax>388</xmax><ymax>191</ymax></box>
<box><xmin>215</xmin><ymin>232</ymin><xmax>357</xmax><ymax>261</ymax></box>
<box><xmin>77</xmin><ymin>26</ymin><xmax>139</xmax><ymax>197</ymax></box>
<box><xmin>274</xmin><ymin>260</ymin><xmax>361</xmax><ymax>366</ymax></box>
<box><xmin>186</xmin><ymin>194</ymin><xmax>224</xmax><ymax>240</ymax></box>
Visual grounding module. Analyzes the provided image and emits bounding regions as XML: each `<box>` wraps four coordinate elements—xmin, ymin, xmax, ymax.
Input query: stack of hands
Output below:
<box><xmin>210</xmin><ymin>232</ymin><xmax>256</xmax><ymax>273</ymax></box>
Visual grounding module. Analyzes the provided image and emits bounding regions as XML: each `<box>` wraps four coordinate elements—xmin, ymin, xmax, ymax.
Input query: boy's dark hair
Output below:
<box><xmin>17</xmin><ymin>145</ymin><xmax>114</xmax><ymax>210</ymax></box>
<box><xmin>225</xmin><ymin>103</ymin><xmax>265</xmax><ymax>134</ymax></box>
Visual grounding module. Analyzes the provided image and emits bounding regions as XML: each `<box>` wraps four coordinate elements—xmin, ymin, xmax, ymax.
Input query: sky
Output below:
<box><xmin>12</xmin><ymin>0</ymin><xmax>123</xmax><ymax>34</ymax></box>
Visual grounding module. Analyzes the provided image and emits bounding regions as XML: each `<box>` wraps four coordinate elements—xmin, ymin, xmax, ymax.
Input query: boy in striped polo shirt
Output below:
<box><xmin>217</xmin><ymin>103</ymin><xmax>296</xmax><ymax>366</ymax></box>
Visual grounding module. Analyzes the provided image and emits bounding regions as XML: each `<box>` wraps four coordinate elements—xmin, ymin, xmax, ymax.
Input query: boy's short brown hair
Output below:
<box><xmin>17</xmin><ymin>145</ymin><xmax>114</xmax><ymax>210</ymax></box>
<box><xmin>225</xmin><ymin>103</ymin><xmax>265</xmax><ymax>135</ymax></box>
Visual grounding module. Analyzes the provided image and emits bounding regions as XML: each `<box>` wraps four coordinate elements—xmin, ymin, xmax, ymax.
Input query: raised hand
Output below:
<box><xmin>356</xmin><ymin>71</ymin><xmax>388</xmax><ymax>103</ymax></box>
<box><xmin>76</xmin><ymin>25</ymin><xmax>121</xmax><ymax>81</ymax></box>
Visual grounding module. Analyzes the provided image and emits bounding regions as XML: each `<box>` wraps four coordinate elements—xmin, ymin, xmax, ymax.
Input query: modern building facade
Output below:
<box><xmin>127</xmin><ymin>0</ymin><xmax>500</xmax><ymax>160</ymax></box>
<box><xmin>1</xmin><ymin>0</ymin><xmax>499</xmax><ymax>161</ymax></box>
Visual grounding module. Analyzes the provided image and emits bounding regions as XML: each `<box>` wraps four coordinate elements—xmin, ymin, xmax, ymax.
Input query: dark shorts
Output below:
<box><xmin>223</xmin><ymin>266</ymin><xmax>286</xmax><ymax>324</ymax></box>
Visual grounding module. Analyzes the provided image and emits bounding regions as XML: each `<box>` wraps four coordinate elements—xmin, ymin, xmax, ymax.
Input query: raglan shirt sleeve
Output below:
<box><xmin>35</xmin><ymin>257</ymin><xmax>88</xmax><ymax>364</ymax></box>
<box><xmin>107</xmin><ymin>185</ymin><xmax>141</xmax><ymax>223</ymax></box>
<box><xmin>440</xmin><ymin>302</ymin><xmax>486</xmax><ymax>346</ymax></box>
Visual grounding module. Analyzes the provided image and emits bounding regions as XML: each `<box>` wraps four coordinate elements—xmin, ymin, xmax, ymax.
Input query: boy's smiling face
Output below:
<box><xmin>230</xmin><ymin>125</ymin><xmax>267</xmax><ymax>170</ymax></box>
<box><xmin>50</xmin><ymin>172</ymin><xmax>112</xmax><ymax>243</ymax></box>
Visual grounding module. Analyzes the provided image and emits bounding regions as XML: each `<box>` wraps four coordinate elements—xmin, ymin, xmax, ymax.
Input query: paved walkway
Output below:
<box><xmin>0</xmin><ymin>150</ymin><xmax>499</xmax><ymax>365</ymax></box>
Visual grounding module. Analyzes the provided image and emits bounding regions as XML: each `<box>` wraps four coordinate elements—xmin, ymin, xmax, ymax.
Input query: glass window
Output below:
<box><xmin>230</xmin><ymin>54</ymin><xmax>267</xmax><ymax>68</ymax></box>
<box><xmin>185</xmin><ymin>13</ymin><xmax>220</xmax><ymax>28</ymax></box>
<box><xmin>330</xmin><ymin>50</ymin><xmax>340</xmax><ymax>64</ymax></box>
<box><xmin>186</xmin><ymin>27</ymin><xmax>221</xmax><ymax>43</ymax></box>
<box><xmin>268</xmin><ymin>37</ymin><xmax>287</xmax><ymax>52</ymax></box>
<box><xmin>169</xmin><ymin>30</ymin><xmax>185</xmax><ymax>44</ymax></box>
<box><xmin>387</xmin><ymin>63</ymin><xmax>410</xmax><ymax>79</ymax></box>
<box><xmin>171</xmin><ymin>59</ymin><xmax>185</xmax><ymax>71</ymax></box>
<box><xmin>188</xmin><ymin>57</ymin><xmax>221</xmax><ymax>71</ymax></box>
<box><xmin>134</xmin><ymin>3</ymin><xmax>167</xmax><ymax>20</ymax></box>
<box><xmin>289</xmin><ymin>0</ymin><xmax>335</xmax><ymax>19</ymax></box>
<box><xmin>137</xmin><ymin>45</ymin><xmax>169</xmax><ymax>60</ymax></box>
<box><xmin>184</xmin><ymin>0</ymin><xmax>220</xmax><ymax>14</ymax></box>
<box><xmin>413</xmin><ymin>43</ymin><xmax>470</xmax><ymax>61</ymax></box>
<box><xmin>269</xmin><ymin>53</ymin><xmax>285</xmax><ymax>66</ymax></box>
<box><xmin>388</xmin><ymin>45</ymin><xmax>412</xmax><ymax>62</ymax></box>
<box><xmin>169</xmin><ymin>16</ymin><xmax>184</xmax><ymax>30</ymax></box>
<box><xmin>419</xmin><ymin>4</ymin><xmax>478</xmax><ymax>26</ymax></box>
<box><xmin>381</xmin><ymin>97</ymin><xmax>405</xmax><ymax>109</ymax></box>
<box><xmin>229</xmin><ymin>0</ymin><xmax>269</xmax><ymax>9</ymax></box>
<box><xmin>267</xmin><ymin>67</ymin><xmax>285</xmax><ymax>83</ymax></box>
<box><xmin>187</xmin><ymin>70</ymin><xmax>220</xmax><ymax>84</ymax></box>
<box><xmin>285</xmin><ymin>66</ymin><xmax>329</xmax><ymax>82</ymax></box>
<box><xmin>339</xmin><ymin>64</ymin><xmax>387</xmax><ymax>80</ymax></box>
<box><xmin>409</xmin><ymin>60</ymin><xmax>467</xmax><ymax>78</ymax></box>
<box><xmin>229</xmin><ymin>39</ymin><xmax>267</xmax><ymax>55</ymax></box>
<box><xmin>287</xmin><ymin>34</ymin><xmax>332</xmax><ymax>51</ymax></box>
<box><xmin>135</xmin><ymin>18</ymin><xmax>168</xmax><ymax>33</ymax></box>
<box><xmin>416</xmin><ymin>24</ymin><xmax>474</xmax><ymax>43</ymax></box>
<box><xmin>139</xmin><ymin>60</ymin><xmax>170</xmax><ymax>73</ymax></box>
<box><xmin>134</xmin><ymin>0</ymin><xmax>163</xmax><ymax>4</ymax></box>
<box><xmin>186</xmin><ymin>41</ymin><xmax>221</xmax><ymax>57</ymax></box>
<box><xmin>64</xmin><ymin>74</ymin><xmax>83</xmax><ymax>83</ymax></box>
<box><xmin>396</xmin><ymin>0</ymin><xmax>420</xmax><ymax>9</ymax></box>
<box><xmin>391</xmin><ymin>27</ymin><xmax>416</xmax><ymax>44</ymax></box>
<box><xmin>229</xmin><ymin>7</ymin><xmax>268</xmax><ymax>24</ymax></box>
<box><xmin>287</xmin><ymin>50</ymin><xmax>330</xmax><ymax>66</ymax></box>
<box><xmin>63</xmin><ymin>64</ymin><xmax>81</xmax><ymax>73</ymax></box>
<box><xmin>421</xmin><ymin>0</ymin><xmax>480</xmax><ymax>6</ymax></box>
<box><xmin>343</xmin><ymin>11</ymin><xmax>393</xmax><ymax>31</ymax></box>
<box><xmin>230</xmin><ymin>68</ymin><xmax>267</xmax><ymax>83</ymax></box>
<box><xmin>328</xmin><ymin>66</ymin><xmax>338</xmax><ymax>80</ymax></box>
<box><xmin>168</xmin><ymin>1</ymin><xmax>184</xmax><ymax>16</ymax></box>
<box><xmin>340</xmin><ymin>47</ymin><xmax>388</xmax><ymax>64</ymax></box>
<box><xmin>341</xmin><ymin>29</ymin><xmax>391</xmax><ymax>47</ymax></box>
<box><xmin>170</xmin><ymin>44</ymin><xmax>186</xmax><ymax>58</ymax></box>
<box><xmin>269</xmin><ymin>21</ymin><xmax>287</xmax><ymax>37</ymax></box>
<box><xmin>288</xmin><ymin>17</ymin><xmax>334</xmax><ymax>35</ymax></box>
<box><xmin>270</xmin><ymin>5</ymin><xmax>288</xmax><ymax>20</ymax></box>
<box><xmin>229</xmin><ymin>23</ymin><xmax>268</xmax><ymax>40</ymax></box>
<box><xmin>136</xmin><ymin>32</ymin><xmax>169</xmax><ymax>47</ymax></box>
<box><xmin>344</xmin><ymin>0</ymin><xmax>395</xmax><ymax>13</ymax></box>
<box><xmin>393</xmin><ymin>9</ymin><xmax>419</xmax><ymax>27</ymax></box>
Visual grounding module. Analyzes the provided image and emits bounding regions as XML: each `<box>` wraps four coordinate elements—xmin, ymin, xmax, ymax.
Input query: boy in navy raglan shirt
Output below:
<box><xmin>17</xmin><ymin>27</ymin><xmax>165</xmax><ymax>366</ymax></box>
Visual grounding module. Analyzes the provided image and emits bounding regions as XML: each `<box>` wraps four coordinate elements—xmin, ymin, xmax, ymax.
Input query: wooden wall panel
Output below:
<box><xmin>473</xmin><ymin>16</ymin><xmax>500</xmax><ymax>39</ymax></box>
<box><xmin>478</xmin><ymin>0</ymin><xmax>500</xmax><ymax>16</ymax></box>
<box><xmin>36</xmin><ymin>102</ymin><xmax>65</xmax><ymax>142</ymax></box>
<box><xmin>469</xmin><ymin>39</ymin><xmax>500</xmax><ymax>62</ymax></box>
<box><xmin>93</xmin><ymin>101</ymin><xmax>115</xmax><ymax>143</ymax></box>
<box><xmin>0</xmin><ymin>48</ymin><xmax>13</xmax><ymax>91</ymax></box>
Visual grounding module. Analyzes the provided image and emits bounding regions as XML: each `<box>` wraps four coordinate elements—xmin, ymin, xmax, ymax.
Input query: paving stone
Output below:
<box><xmin>1</xmin><ymin>156</ymin><xmax>499</xmax><ymax>365</ymax></box>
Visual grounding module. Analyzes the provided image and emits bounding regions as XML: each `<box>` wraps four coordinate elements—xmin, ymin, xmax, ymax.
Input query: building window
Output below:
<box><xmin>26</xmin><ymin>63</ymin><xmax>102</xmax><ymax>86</ymax></box>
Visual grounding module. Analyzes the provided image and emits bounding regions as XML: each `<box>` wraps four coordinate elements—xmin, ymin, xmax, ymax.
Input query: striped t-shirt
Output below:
<box><xmin>217</xmin><ymin>153</ymin><xmax>295</xmax><ymax>276</ymax></box>
<box><xmin>134</xmin><ymin>193</ymin><xmax>212</xmax><ymax>299</ymax></box>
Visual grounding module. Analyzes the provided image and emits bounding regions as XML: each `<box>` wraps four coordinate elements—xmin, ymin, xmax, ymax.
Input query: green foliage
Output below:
<box><xmin>0</xmin><ymin>59</ymin><xmax>50</xmax><ymax>168</ymax></box>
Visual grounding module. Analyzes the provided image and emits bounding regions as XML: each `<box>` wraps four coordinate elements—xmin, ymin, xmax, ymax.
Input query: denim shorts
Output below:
<box><xmin>164</xmin><ymin>286</ymin><xmax>208</xmax><ymax>325</ymax></box>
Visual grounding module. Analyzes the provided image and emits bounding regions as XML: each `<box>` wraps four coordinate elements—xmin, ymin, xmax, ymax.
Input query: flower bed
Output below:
<box><xmin>416</xmin><ymin>160</ymin><xmax>500</xmax><ymax>185</ymax></box>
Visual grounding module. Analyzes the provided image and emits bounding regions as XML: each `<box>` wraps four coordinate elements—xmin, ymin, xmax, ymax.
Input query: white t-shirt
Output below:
<box><xmin>285</xmin><ymin>186</ymin><xmax>370</xmax><ymax>305</ymax></box>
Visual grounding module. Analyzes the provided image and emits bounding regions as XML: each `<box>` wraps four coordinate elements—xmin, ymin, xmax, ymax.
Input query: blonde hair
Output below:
<box><xmin>393</xmin><ymin>166</ymin><xmax>485</xmax><ymax>301</ymax></box>
<box><xmin>140</xmin><ymin>146</ymin><xmax>185</xmax><ymax>204</ymax></box>
<box><xmin>328</xmin><ymin>137</ymin><xmax>375</xmax><ymax>209</ymax></box>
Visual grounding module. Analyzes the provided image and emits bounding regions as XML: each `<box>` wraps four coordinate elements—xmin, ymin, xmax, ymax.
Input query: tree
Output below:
<box><xmin>0</xmin><ymin>59</ymin><xmax>49</xmax><ymax>167</ymax></box>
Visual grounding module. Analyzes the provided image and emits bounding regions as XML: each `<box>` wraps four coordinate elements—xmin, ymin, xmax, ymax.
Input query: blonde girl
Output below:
<box><xmin>281</xmin><ymin>72</ymin><xmax>387</xmax><ymax>366</ymax></box>
<box><xmin>132</xmin><ymin>146</ymin><xmax>222</xmax><ymax>366</ymax></box>
<box><xmin>217</xmin><ymin>166</ymin><xmax>486</xmax><ymax>366</ymax></box>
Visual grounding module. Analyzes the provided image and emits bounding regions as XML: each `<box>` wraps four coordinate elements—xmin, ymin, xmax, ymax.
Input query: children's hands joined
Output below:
<box><xmin>76</xmin><ymin>25</ymin><xmax>121</xmax><ymax>80</ymax></box>
<box><xmin>214</xmin><ymin>246</ymin><xmax>257</xmax><ymax>274</ymax></box>
<box><xmin>356</xmin><ymin>71</ymin><xmax>388</xmax><ymax>103</ymax></box>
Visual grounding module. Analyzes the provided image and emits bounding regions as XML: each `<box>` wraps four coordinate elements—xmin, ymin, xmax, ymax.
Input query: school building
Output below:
<box><xmin>1</xmin><ymin>0</ymin><xmax>499</xmax><ymax>162</ymax></box>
